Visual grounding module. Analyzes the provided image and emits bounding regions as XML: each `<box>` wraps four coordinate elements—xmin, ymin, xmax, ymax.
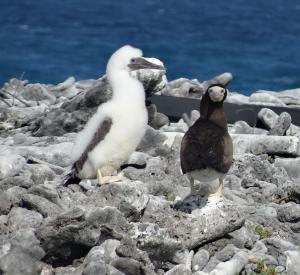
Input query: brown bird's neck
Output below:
<box><xmin>200</xmin><ymin>95</ymin><xmax>228</xmax><ymax>130</ymax></box>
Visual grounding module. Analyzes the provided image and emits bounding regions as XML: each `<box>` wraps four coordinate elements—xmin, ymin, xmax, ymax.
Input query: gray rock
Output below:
<box><xmin>163</xmin><ymin>78</ymin><xmax>203</xmax><ymax>98</ymax></box>
<box><xmin>0</xmin><ymin>228</ymin><xmax>45</xmax><ymax>275</ymax></box>
<box><xmin>29</xmin><ymin>184</ymin><xmax>62</xmax><ymax>206</ymax></box>
<box><xmin>265</xmin><ymin>237</ymin><xmax>298</xmax><ymax>257</ymax></box>
<box><xmin>27</xmin><ymin>164</ymin><xmax>56</xmax><ymax>185</ymax></box>
<box><xmin>206</xmin><ymin>250</ymin><xmax>248</xmax><ymax>275</ymax></box>
<box><xmin>137</xmin><ymin>126</ymin><xmax>167</xmax><ymax>155</ymax></box>
<box><xmin>231</xmin><ymin>154</ymin><xmax>288</xmax><ymax>186</ymax></box>
<box><xmin>54</xmin><ymin>76</ymin><xmax>76</xmax><ymax>90</ymax></box>
<box><xmin>0</xmin><ymin>215</ymin><xmax>8</xmax><ymax>235</ymax></box>
<box><xmin>192</xmin><ymin>249</ymin><xmax>210</xmax><ymax>272</ymax></box>
<box><xmin>258</xmin><ymin>108</ymin><xmax>279</xmax><ymax>129</ymax></box>
<box><xmin>275</xmin><ymin>265</ymin><xmax>285</xmax><ymax>273</ymax></box>
<box><xmin>114</xmin><ymin>239</ymin><xmax>156</xmax><ymax>273</ymax></box>
<box><xmin>275</xmin><ymin>181</ymin><xmax>300</xmax><ymax>205</ymax></box>
<box><xmin>106</xmin><ymin>264</ymin><xmax>126</xmax><ymax>275</ymax></box>
<box><xmin>190</xmin><ymin>110</ymin><xmax>200</xmax><ymax>124</ymax></box>
<box><xmin>277</xmin><ymin>88</ymin><xmax>300</xmax><ymax>105</ymax></box>
<box><xmin>54</xmin><ymin>266</ymin><xmax>78</xmax><ymax>275</ymax></box>
<box><xmin>147</xmin><ymin>103</ymin><xmax>169</xmax><ymax>129</ymax></box>
<box><xmin>226</xmin><ymin>93</ymin><xmax>250</xmax><ymax>105</ymax></box>
<box><xmin>202</xmin><ymin>257</ymin><xmax>221</xmax><ymax>272</ymax></box>
<box><xmin>0</xmin><ymin>215</ymin><xmax>8</xmax><ymax>224</ymax></box>
<box><xmin>134</xmin><ymin>221</ymin><xmax>183</xmax><ymax>263</ymax></box>
<box><xmin>83</xmin><ymin>77</ymin><xmax>113</xmax><ymax>108</ymax></box>
<box><xmin>0</xmin><ymin>154</ymin><xmax>26</xmax><ymax>180</ymax></box>
<box><xmin>11</xmin><ymin>229</ymin><xmax>46</xmax><ymax>262</ymax></box>
<box><xmin>165</xmin><ymin>264</ymin><xmax>192</xmax><ymax>275</ymax></box>
<box><xmin>274</xmin><ymin>157</ymin><xmax>300</xmax><ymax>179</ymax></box>
<box><xmin>215</xmin><ymin>244</ymin><xmax>238</xmax><ymax>262</ymax></box>
<box><xmin>285</xmin><ymin>250</ymin><xmax>300</xmax><ymax>275</ymax></box>
<box><xmin>142</xmin><ymin>197</ymin><xmax>244</xmax><ymax>250</ymax></box>
<box><xmin>126</xmin><ymin>151</ymin><xmax>149</xmax><ymax>167</ymax></box>
<box><xmin>16</xmin><ymin>142</ymin><xmax>73</xmax><ymax>167</ymax></box>
<box><xmin>79</xmin><ymin>179</ymin><xmax>97</xmax><ymax>191</ymax></box>
<box><xmin>32</xmin><ymin>102</ymin><xmax>92</xmax><ymax>136</ymax></box>
<box><xmin>83</xmin><ymin>180</ymin><xmax>149</xmax><ymax>221</ymax></box>
<box><xmin>21</xmin><ymin>193</ymin><xmax>62</xmax><ymax>217</ymax></box>
<box><xmin>269</xmin><ymin>112</ymin><xmax>292</xmax><ymax>136</ymax></box>
<box><xmin>230</xmin><ymin>121</ymin><xmax>255</xmax><ymax>135</ymax></box>
<box><xmin>5</xmin><ymin>105</ymin><xmax>49</xmax><ymax>129</ymax></box>
<box><xmin>110</xmin><ymin>257</ymin><xmax>154</xmax><ymax>275</ymax></box>
<box><xmin>0</xmin><ymin>193</ymin><xmax>11</xmax><ymax>215</ymax></box>
<box><xmin>8</xmin><ymin>207</ymin><xmax>43</xmax><ymax>230</ymax></box>
<box><xmin>249</xmin><ymin>93</ymin><xmax>286</xmax><ymax>106</ymax></box>
<box><xmin>35</xmin><ymin>207</ymin><xmax>131</xmax><ymax>266</ymax></box>
<box><xmin>5</xmin><ymin>186</ymin><xmax>28</xmax><ymax>206</ymax></box>
<box><xmin>150</xmin><ymin>111</ymin><xmax>169</xmax><ymax>129</ymax></box>
<box><xmin>256</xmin><ymin>206</ymin><xmax>277</xmax><ymax>218</ymax></box>
<box><xmin>202</xmin><ymin>72</ymin><xmax>233</xmax><ymax>91</ymax></box>
<box><xmin>21</xmin><ymin>84</ymin><xmax>56</xmax><ymax>105</ymax></box>
<box><xmin>161</xmin><ymin>121</ymin><xmax>188</xmax><ymax>133</ymax></box>
<box><xmin>228</xmin><ymin>221</ymin><xmax>258</xmax><ymax>249</ymax></box>
<box><xmin>0</xmin><ymin>171</ymin><xmax>35</xmax><ymax>190</ymax></box>
<box><xmin>277</xmin><ymin>203</ymin><xmax>300</xmax><ymax>222</ymax></box>
<box><xmin>85</xmin><ymin>207</ymin><xmax>132</xmax><ymax>235</ymax></box>
<box><xmin>230</xmin><ymin>121</ymin><xmax>268</xmax><ymax>135</ymax></box>
<box><xmin>250</xmin><ymin>240</ymin><xmax>268</xmax><ymax>259</ymax></box>
<box><xmin>258</xmin><ymin>108</ymin><xmax>300</xmax><ymax>138</ymax></box>
<box><xmin>12</xmin><ymin>132</ymin><xmax>28</xmax><ymax>144</ymax></box>
<box><xmin>97</xmin><ymin>239</ymin><xmax>120</xmax><ymax>263</ymax></box>
<box><xmin>0</xmin><ymin>247</ymin><xmax>43</xmax><ymax>275</ymax></box>
<box><xmin>130</xmin><ymin>62</ymin><xmax>167</xmax><ymax>97</ymax></box>
<box><xmin>231</xmin><ymin>134</ymin><xmax>300</xmax><ymax>156</ymax></box>
<box><xmin>81</xmin><ymin>246</ymin><xmax>108</xmax><ymax>275</ymax></box>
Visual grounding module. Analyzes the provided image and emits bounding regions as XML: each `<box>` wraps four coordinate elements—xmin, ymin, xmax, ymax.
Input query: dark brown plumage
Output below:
<box><xmin>180</xmin><ymin>84</ymin><xmax>233</xmax><ymax>197</ymax></box>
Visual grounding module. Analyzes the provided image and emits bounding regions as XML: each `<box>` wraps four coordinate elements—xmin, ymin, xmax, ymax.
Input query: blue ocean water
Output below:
<box><xmin>0</xmin><ymin>0</ymin><xmax>300</xmax><ymax>95</ymax></box>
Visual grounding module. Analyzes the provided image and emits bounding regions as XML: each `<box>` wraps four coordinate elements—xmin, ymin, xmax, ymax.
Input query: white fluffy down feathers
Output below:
<box><xmin>70</xmin><ymin>45</ymin><xmax>148</xmax><ymax>178</ymax></box>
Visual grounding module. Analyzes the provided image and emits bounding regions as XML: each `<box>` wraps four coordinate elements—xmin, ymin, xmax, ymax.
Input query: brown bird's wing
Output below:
<box><xmin>221</xmin><ymin>133</ymin><xmax>233</xmax><ymax>172</ymax></box>
<box><xmin>180</xmin><ymin>120</ymin><xmax>233</xmax><ymax>174</ymax></box>
<box><xmin>64</xmin><ymin>117</ymin><xmax>112</xmax><ymax>186</ymax></box>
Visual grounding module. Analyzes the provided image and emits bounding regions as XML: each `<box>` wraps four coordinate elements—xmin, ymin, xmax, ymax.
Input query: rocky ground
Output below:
<box><xmin>0</xmin><ymin>69</ymin><xmax>300</xmax><ymax>275</ymax></box>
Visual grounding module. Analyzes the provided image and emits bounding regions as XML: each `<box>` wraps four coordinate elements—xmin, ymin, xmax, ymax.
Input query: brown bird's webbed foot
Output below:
<box><xmin>97</xmin><ymin>169</ymin><xmax>125</xmax><ymax>185</ymax></box>
<box><xmin>208</xmin><ymin>178</ymin><xmax>224</xmax><ymax>201</ymax></box>
<box><xmin>189</xmin><ymin>178</ymin><xmax>197</xmax><ymax>196</ymax></box>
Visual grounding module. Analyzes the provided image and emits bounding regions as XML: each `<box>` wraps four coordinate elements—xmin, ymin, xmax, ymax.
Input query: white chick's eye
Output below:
<box><xmin>130</xmin><ymin>58</ymin><xmax>136</xmax><ymax>63</ymax></box>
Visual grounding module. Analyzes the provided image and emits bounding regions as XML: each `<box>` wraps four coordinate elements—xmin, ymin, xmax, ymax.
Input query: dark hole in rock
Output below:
<box><xmin>27</xmin><ymin>159</ymin><xmax>38</xmax><ymax>164</ymax></box>
<box><xmin>268</xmin><ymin>153</ymin><xmax>297</xmax><ymax>159</ymax></box>
<box><xmin>120</xmin><ymin>163</ymin><xmax>147</xmax><ymax>170</ymax></box>
<box><xmin>42</xmin><ymin>243</ymin><xmax>91</xmax><ymax>268</ymax></box>
<box><xmin>254</xmin><ymin>119</ymin><xmax>266</xmax><ymax>129</ymax></box>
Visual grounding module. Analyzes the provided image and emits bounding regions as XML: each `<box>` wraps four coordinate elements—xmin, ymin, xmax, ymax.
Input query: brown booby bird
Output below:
<box><xmin>64</xmin><ymin>45</ymin><xmax>165</xmax><ymax>186</ymax></box>
<box><xmin>180</xmin><ymin>84</ymin><xmax>233</xmax><ymax>199</ymax></box>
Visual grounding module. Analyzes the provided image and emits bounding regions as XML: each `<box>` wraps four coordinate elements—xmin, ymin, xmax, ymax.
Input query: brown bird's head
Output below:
<box><xmin>206</xmin><ymin>84</ymin><xmax>228</xmax><ymax>103</ymax></box>
<box><xmin>200</xmin><ymin>84</ymin><xmax>228</xmax><ymax>118</ymax></box>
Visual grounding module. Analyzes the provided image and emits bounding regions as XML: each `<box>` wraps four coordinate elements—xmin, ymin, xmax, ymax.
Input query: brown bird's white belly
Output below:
<box><xmin>187</xmin><ymin>168</ymin><xmax>225</xmax><ymax>182</ymax></box>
